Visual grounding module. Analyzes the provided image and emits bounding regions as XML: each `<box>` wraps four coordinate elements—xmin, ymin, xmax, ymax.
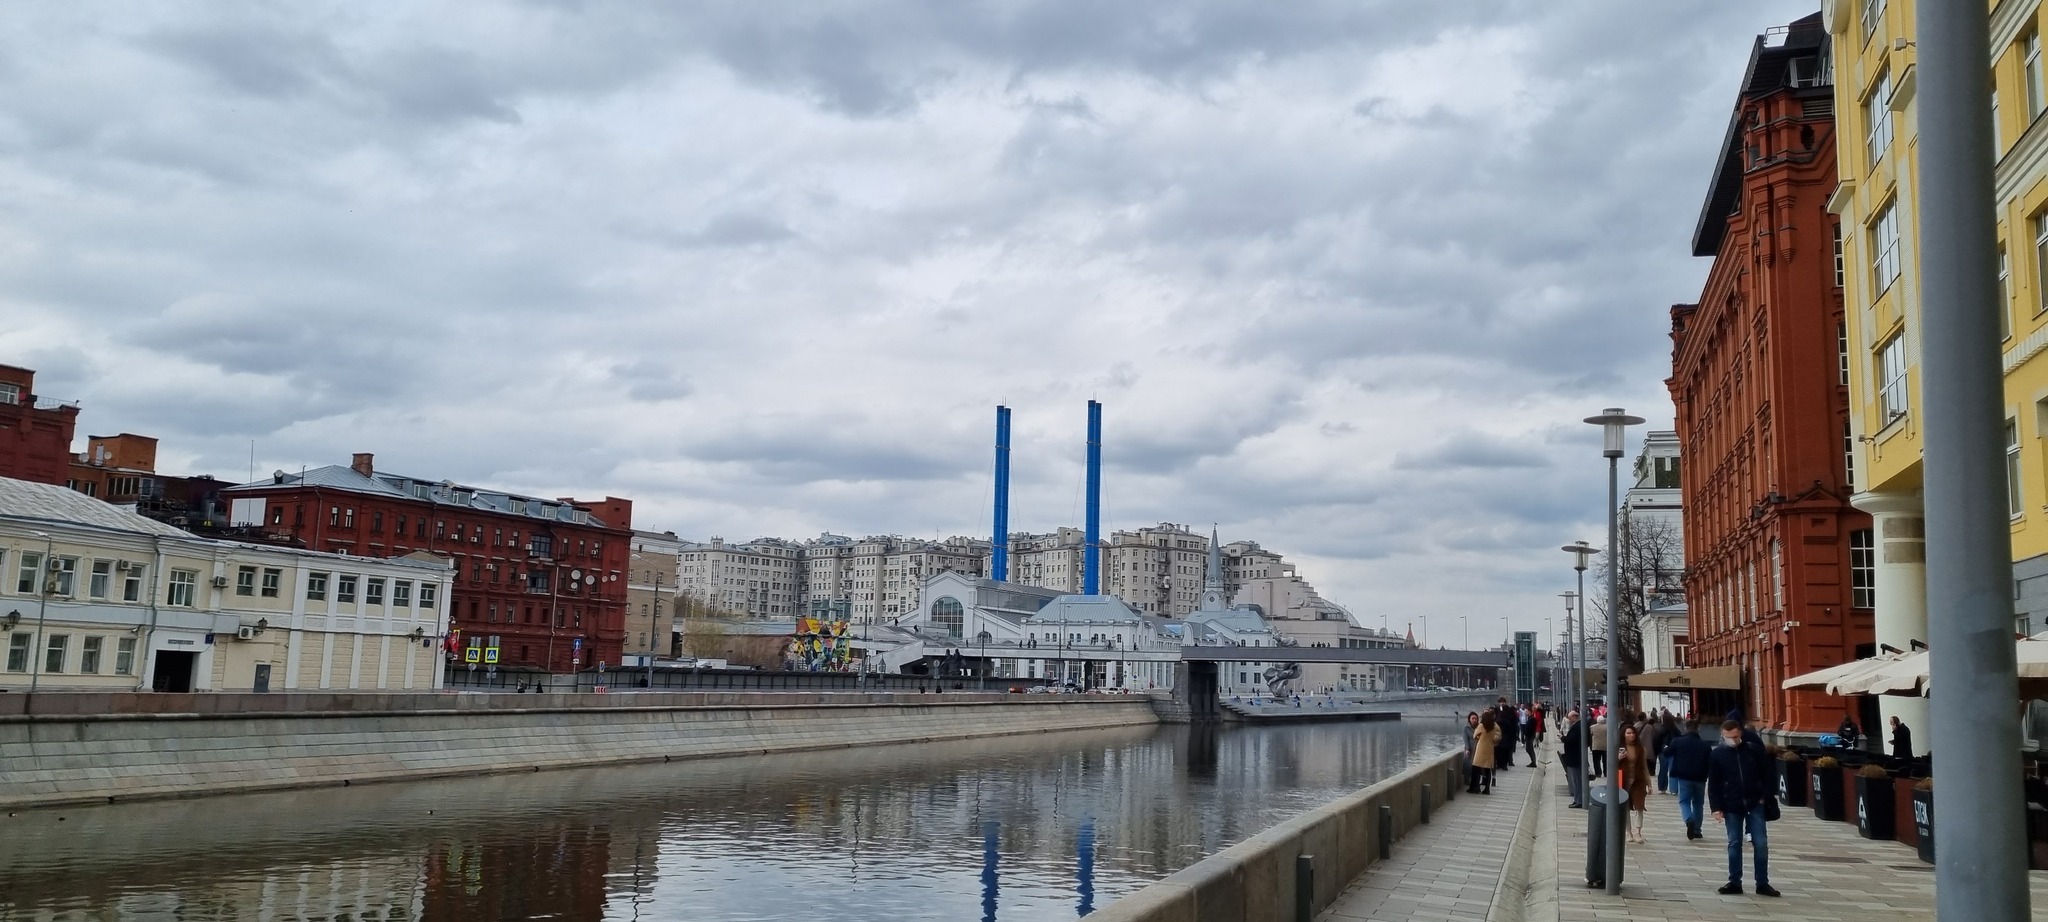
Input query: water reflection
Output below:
<box><xmin>0</xmin><ymin>720</ymin><xmax>1462</xmax><ymax>921</ymax></box>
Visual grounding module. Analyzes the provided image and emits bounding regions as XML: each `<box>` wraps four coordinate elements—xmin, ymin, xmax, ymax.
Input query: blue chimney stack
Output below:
<box><xmin>1083</xmin><ymin>399</ymin><xmax>1102</xmax><ymax>595</ymax></box>
<box><xmin>991</xmin><ymin>405</ymin><xmax>1011</xmax><ymax>582</ymax></box>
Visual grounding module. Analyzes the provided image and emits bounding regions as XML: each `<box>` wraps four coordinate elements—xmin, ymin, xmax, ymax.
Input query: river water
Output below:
<box><xmin>0</xmin><ymin>719</ymin><xmax>1463</xmax><ymax>921</ymax></box>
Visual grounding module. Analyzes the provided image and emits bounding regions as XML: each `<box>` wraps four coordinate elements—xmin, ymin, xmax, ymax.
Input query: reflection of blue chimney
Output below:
<box><xmin>992</xmin><ymin>406</ymin><xmax>1012</xmax><ymax>582</ymax></box>
<box><xmin>1075</xmin><ymin>817</ymin><xmax>1096</xmax><ymax>915</ymax></box>
<box><xmin>1083</xmin><ymin>400</ymin><xmax>1102</xmax><ymax>595</ymax></box>
<box><xmin>981</xmin><ymin>820</ymin><xmax>1001</xmax><ymax>922</ymax></box>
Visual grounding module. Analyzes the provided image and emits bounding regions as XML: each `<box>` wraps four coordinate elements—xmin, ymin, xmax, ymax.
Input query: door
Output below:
<box><xmin>253</xmin><ymin>663</ymin><xmax>272</xmax><ymax>693</ymax></box>
<box><xmin>151</xmin><ymin>651</ymin><xmax>197</xmax><ymax>693</ymax></box>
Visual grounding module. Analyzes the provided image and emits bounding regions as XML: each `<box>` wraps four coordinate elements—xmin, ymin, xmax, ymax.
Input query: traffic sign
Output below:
<box><xmin>464</xmin><ymin>647</ymin><xmax>481</xmax><ymax>664</ymax></box>
<box><xmin>484</xmin><ymin>647</ymin><xmax>499</xmax><ymax>664</ymax></box>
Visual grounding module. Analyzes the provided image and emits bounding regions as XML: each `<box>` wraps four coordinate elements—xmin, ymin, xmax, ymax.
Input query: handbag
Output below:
<box><xmin>1764</xmin><ymin>798</ymin><xmax>1782</xmax><ymax>822</ymax></box>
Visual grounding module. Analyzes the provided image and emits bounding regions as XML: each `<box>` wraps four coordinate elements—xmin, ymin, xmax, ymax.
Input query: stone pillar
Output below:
<box><xmin>1851</xmin><ymin>490</ymin><xmax>1928</xmax><ymax>753</ymax></box>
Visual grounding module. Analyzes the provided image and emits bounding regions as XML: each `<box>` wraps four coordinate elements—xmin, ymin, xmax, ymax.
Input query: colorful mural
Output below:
<box><xmin>788</xmin><ymin>618</ymin><xmax>854</xmax><ymax>672</ymax></box>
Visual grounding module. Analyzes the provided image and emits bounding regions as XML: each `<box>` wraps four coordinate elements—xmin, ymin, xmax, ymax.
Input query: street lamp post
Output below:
<box><xmin>28</xmin><ymin>531</ymin><xmax>54</xmax><ymax>696</ymax></box>
<box><xmin>1460</xmin><ymin>615</ymin><xmax>1468</xmax><ymax>651</ymax></box>
<box><xmin>1916</xmin><ymin>4</ymin><xmax>2032</xmax><ymax>919</ymax></box>
<box><xmin>1585</xmin><ymin>408</ymin><xmax>1641</xmax><ymax>895</ymax></box>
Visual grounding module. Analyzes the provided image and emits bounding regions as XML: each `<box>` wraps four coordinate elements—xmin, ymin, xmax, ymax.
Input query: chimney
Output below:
<box><xmin>991</xmin><ymin>405</ymin><xmax>1011</xmax><ymax>582</ymax></box>
<box><xmin>351</xmin><ymin>453</ymin><xmax>375</xmax><ymax>477</ymax></box>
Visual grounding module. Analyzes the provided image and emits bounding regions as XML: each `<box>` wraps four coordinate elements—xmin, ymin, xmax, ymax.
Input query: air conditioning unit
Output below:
<box><xmin>236</xmin><ymin>626</ymin><xmax>257</xmax><ymax>641</ymax></box>
<box><xmin>211</xmin><ymin>576</ymin><xmax>229</xmax><ymax>589</ymax></box>
<box><xmin>114</xmin><ymin>560</ymin><xmax>133</xmax><ymax>572</ymax></box>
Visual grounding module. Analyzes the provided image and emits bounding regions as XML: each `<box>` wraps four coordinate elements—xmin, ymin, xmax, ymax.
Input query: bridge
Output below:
<box><xmin>1176</xmin><ymin>646</ymin><xmax>1510</xmax><ymax>668</ymax></box>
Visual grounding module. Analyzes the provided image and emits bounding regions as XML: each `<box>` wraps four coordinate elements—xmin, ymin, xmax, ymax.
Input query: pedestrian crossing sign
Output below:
<box><xmin>484</xmin><ymin>647</ymin><xmax>499</xmax><ymax>664</ymax></box>
<box><xmin>464</xmin><ymin>647</ymin><xmax>481</xmax><ymax>664</ymax></box>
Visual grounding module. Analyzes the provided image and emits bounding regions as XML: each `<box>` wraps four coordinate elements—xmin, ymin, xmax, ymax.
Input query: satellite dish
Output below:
<box><xmin>584</xmin><ymin>575</ymin><xmax>596</xmax><ymax>586</ymax></box>
<box><xmin>570</xmin><ymin>569</ymin><xmax>583</xmax><ymax>580</ymax></box>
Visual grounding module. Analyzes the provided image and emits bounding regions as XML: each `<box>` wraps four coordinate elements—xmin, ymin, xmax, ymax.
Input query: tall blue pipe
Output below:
<box><xmin>992</xmin><ymin>406</ymin><xmax>1011</xmax><ymax>583</ymax></box>
<box><xmin>1083</xmin><ymin>400</ymin><xmax>1102</xmax><ymax>595</ymax></box>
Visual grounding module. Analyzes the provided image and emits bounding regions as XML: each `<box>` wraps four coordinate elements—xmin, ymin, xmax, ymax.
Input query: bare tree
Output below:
<box><xmin>674</xmin><ymin>590</ymin><xmax>736</xmax><ymax>659</ymax></box>
<box><xmin>1585</xmin><ymin>515</ymin><xmax>1683</xmax><ymax>677</ymax></box>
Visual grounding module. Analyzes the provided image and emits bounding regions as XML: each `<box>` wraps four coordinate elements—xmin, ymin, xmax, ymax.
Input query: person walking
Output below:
<box><xmin>1657</xmin><ymin>713</ymin><xmax>1681</xmax><ymax>794</ymax></box>
<box><xmin>1708</xmin><ymin>718</ymin><xmax>1781</xmax><ymax>897</ymax></box>
<box><xmin>1620</xmin><ymin>723</ymin><xmax>1653</xmax><ymax>843</ymax></box>
<box><xmin>1472</xmin><ymin>710</ymin><xmax>1501</xmax><ymax>794</ymax></box>
<box><xmin>1559</xmin><ymin>708</ymin><xmax>1586</xmax><ymax>808</ymax></box>
<box><xmin>1521</xmin><ymin>705</ymin><xmax>1539</xmax><ymax>765</ymax></box>
<box><xmin>1496</xmin><ymin>703</ymin><xmax>1520</xmax><ymax>770</ymax></box>
<box><xmin>1888</xmin><ymin>716</ymin><xmax>1913</xmax><ymax>761</ymax></box>
<box><xmin>1463</xmin><ymin>711</ymin><xmax>1484</xmax><ymax>793</ymax></box>
<box><xmin>1666</xmin><ymin>719</ymin><xmax>1712</xmax><ymax>839</ymax></box>
<box><xmin>1589</xmin><ymin>715</ymin><xmax>1609</xmax><ymax>779</ymax></box>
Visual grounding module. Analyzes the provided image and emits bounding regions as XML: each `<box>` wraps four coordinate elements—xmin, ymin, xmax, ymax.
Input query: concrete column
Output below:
<box><xmin>1851</xmin><ymin>490</ymin><xmax>1928</xmax><ymax>752</ymax></box>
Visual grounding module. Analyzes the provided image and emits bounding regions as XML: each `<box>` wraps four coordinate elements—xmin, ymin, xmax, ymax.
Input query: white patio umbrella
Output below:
<box><xmin>1780</xmin><ymin>653</ymin><xmax>1906</xmax><ymax>692</ymax></box>
<box><xmin>1843</xmin><ymin>633</ymin><xmax>2048</xmax><ymax>698</ymax></box>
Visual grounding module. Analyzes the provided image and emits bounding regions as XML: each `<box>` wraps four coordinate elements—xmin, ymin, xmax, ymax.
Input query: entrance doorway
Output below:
<box><xmin>152</xmin><ymin>650</ymin><xmax>198</xmax><ymax>692</ymax></box>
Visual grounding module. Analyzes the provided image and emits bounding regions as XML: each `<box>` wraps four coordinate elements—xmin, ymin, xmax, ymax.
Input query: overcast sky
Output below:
<box><xmin>1</xmin><ymin>1</ymin><xmax>1819</xmax><ymax>647</ymax></box>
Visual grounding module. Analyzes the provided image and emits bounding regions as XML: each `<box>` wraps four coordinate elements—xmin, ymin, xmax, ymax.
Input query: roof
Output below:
<box><xmin>225</xmin><ymin>464</ymin><xmax>617</xmax><ymax>529</ymax></box>
<box><xmin>0</xmin><ymin>476</ymin><xmax>193</xmax><ymax>539</ymax></box>
<box><xmin>1691</xmin><ymin>12</ymin><xmax>1830</xmax><ymax>258</ymax></box>
<box><xmin>1029</xmin><ymin>594</ymin><xmax>1146</xmax><ymax>624</ymax></box>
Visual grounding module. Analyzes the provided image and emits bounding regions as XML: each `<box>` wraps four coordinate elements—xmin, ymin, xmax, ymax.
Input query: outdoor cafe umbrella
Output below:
<box><xmin>1832</xmin><ymin>632</ymin><xmax>2048</xmax><ymax>699</ymax></box>
<box><xmin>1780</xmin><ymin>652</ymin><xmax>1908</xmax><ymax>693</ymax></box>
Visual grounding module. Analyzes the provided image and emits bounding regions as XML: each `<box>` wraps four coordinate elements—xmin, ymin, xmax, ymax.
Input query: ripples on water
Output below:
<box><xmin>0</xmin><ymin>719</ymin><xmax>1463</xmax><ymax>921</ymax></box>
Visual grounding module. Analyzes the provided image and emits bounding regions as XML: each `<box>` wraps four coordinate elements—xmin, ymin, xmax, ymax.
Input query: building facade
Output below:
<box><xmin>1671</xmin><ymin>13</ymin><xmax>1874</xmax><ymax>737</ymax></box>
<box><xmin>219</xmin><ymin>453</ymin><xmax>630</xmax><ymax>674</ymax></box>
<box><xmin>0</xmin><ymin>365</ymin><xmax>78</xmax><ymax>486</ymax></box>
<box><xmin>1</xmin><ymin>475</ymin><xmax>452</xmax><ymax>693</ymax></box>
<box><xmin>680</xmin><ymin>536</ymin><xmax>802</xmax><ymax>620</ymax></box>
<box><xmin>626</xmin><ymin>530</ymin><xmax>680</xmax><ymax>659</ymax></box>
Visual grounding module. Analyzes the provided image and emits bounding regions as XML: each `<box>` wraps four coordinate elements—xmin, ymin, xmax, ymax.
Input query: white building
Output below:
<box><xmin>626</xmin><ymin>530</ymin><xmax>681</xmax><ymax>658</ymax></box>
<box><xmin>1623</xmin><ymin>431</ymin><xmax>1688</xmax><ymax>711</ymax></box>
<box><xmin>896</xmin><ymin>570</ymin><xmax>1181</xmax><ymax>691</ymax></box>
<box><xmin>678</xmin><ymin>536</ymin><xmax>803</xmax><ymax>619</ymax></box>
<box><xmin>1</xmin><ymin>475</ymin><xmax>452</xmax><ymax>693</ymax></box>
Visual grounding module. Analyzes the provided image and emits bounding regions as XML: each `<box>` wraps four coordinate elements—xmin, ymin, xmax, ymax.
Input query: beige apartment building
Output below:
<box><xmin>626</xmin><ymin>530</ymin><xmax>680</xmax><ymax>658</ymax></box>
<box><xmin>677</xmin><ymin>536</ymin><xmax>803</xmax><ymax>619</ymax></box>
<box><xmin>1</xmin><ymin>475</ymin><xmax>452</xmax><ymax>693</ymax></box>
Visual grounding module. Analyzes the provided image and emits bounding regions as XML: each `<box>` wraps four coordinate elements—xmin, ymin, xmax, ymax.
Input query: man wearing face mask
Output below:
<box><xmin>1707</xmin><ymin>718</ymin><xmax>1780</xmax><ymax>897</ymax></box>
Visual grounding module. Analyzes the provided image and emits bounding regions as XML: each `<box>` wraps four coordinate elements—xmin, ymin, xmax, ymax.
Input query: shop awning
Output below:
<box><xmin>1627</xmin><ymin>665</ymin><xmax>1742</xmax><ymax>690</ymax></box>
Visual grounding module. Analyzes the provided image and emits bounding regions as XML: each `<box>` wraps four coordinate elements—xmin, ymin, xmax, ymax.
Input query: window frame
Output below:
<box><xmin>1878</xmin><ymin>334</ymin><xmax>1910</xmax><ymax>422</ymax></box>
<box><xmin>6</xmin><ymin>633</ymin><xmax>29</xmax><ymax>672</ymax></box>
<box><xmin>80</xmin><ymin>636</ymin><xmax>103</xmax><ymax>675</ymax></box>
<box><xmin>167</xmin><ymin>569</ymin><xmax>198</xmax><ymax>607</ymax></box>
<box><xmin>1871</xmin><ymin>199</ymin><xmax>1902</xmax><ymax>293</ymax></box>
<box><xmin>1864</xmin><ymin>68</ymin><xmax>1894</xmax><ymax>169</ymax></box>
<box><xmin>235</xmin><ymin>566</ymin><xmax>257</xmax><ymax>597</ymax></box>
<box><xmin>2009</xmin><ymin>419</ymin><xmax>2026</xmax><ymax>518</ymax></box>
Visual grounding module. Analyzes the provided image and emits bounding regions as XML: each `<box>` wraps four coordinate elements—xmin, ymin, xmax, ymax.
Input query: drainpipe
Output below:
<box><xmin>137</xmin><ymin>533</ymin><xmax>165</xmax><ymax>692</ymax></box>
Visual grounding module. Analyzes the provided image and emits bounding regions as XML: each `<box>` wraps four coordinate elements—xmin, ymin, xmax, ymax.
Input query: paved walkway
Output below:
<box><xmin>1319</xmin><ymin>756</ymin><xmax>1532</xmax><ymax>921</ymax></box>
<box><xmin>1550</xmin><ymin>749</ymin><xmax>2048</xmax><ymax>921</ymax></box>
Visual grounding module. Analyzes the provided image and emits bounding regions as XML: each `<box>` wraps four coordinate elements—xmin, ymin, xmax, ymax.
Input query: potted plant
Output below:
<box><xmin>1778</xmin><ymin>749</ymin><xmax>1809</xmax><ymax>807</ymax></box>
<box><xmin>1910</xmin><ymin>777</ymin><xmax>1934</xmax><ymax>864</ymax></box>
<box><xmin>1811</xmin><ymin>756</ymin><xmax>1844</xmax><ymax>821</ymax></box>
<box><xmin>1855</xmin><ymin>763</ymin><xmax>1896</xmax><ymax>840</ymax></box>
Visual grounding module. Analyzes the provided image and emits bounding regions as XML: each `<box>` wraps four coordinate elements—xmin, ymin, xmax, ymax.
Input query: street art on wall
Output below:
<box><xmin>788</xmin><ymin>618</ymin><xmax>853</xmax><ymax>672</ymax></box>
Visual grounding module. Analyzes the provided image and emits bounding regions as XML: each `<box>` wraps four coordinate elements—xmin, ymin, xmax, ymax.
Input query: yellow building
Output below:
<box><xmin>1</xmin><ymin>475</ymin><xmax>453</xmax><ymax>693</ymax></box>
<box><xmin>1826</xmin><ymin>0</ymin><xmax>2048</xmax><ymax>745</ymax></box>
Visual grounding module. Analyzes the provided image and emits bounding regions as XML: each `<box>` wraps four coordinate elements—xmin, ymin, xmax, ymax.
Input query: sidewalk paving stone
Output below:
<box><xmin>1319</xmin><ymin>756</ymin><xmax>1532</xmax><ymax>921</ymax></box>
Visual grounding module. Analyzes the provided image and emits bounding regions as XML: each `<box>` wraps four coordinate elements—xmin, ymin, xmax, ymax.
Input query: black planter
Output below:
<box><xmin>1778</xmin><ymin>759</ymin><xmax>1809</xmax><ymax>807</ymax></box>
<box><xmin>1911</xmin><ymin>788</ymin><xmax>1935</xmax><ymax>864</ymax></box>
<box><xmin>1811</xmin><ymin>765</ymin><xmax>1844</xmax><ymax>821</ymax></box>
<box><xmin>1856</xmin><ymin>775</ymin><xmax>1896</xmax><ymax>840</ymax></box>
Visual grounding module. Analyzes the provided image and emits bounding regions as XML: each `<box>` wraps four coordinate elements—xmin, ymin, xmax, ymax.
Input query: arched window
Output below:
<box><xmin>933</xmin><ymin>597</ymin><xmax>964</xmax><ymax>639</ymax></box>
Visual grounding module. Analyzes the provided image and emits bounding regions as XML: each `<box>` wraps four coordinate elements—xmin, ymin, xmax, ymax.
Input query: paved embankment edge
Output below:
<box><xmin>0</xmin><ymin>694</ymin><xmax>1157</xmax><ymax>810</ymax></box>
<box><xmin>1488</xmin><ymin>742</ymin><xmax>1552</xmax><ymax>922</ymax></box>
<box><xmin>1089</xmin><ymin>747</ymin><xmax>1466</xmax><ymax>922</ymax></box>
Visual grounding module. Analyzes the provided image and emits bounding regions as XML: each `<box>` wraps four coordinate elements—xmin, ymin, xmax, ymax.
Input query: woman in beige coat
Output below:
<box><xmin>1472</xmin><ymin>710</ymin><xmax>1501</xmax><ymax>794</ymax></box>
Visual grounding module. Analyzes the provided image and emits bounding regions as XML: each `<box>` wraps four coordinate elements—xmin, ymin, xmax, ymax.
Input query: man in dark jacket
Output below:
<box><xmin>1559</xmin><ymin>709</ymin><xmax>1585</xmax><ymax>808</ymax></box>
<box><xmin>1707</xmin><ymin>719</ymin><xmax>1780</xmax><ymax>897</ymax></box>
<box><xmin>1889</xmin><ymin>717</ymin><xmax>1913</xmax><ymax>761</ymax></box>
<box><xmin>1665</xmin><ymin>719</ymin><xmax>1713</xmax><ymax>839</ymax></box>
<box><xmin>1496</xmin><ymin>703</ymin><xmax>1520</xmax><ymax>769</ymax></box>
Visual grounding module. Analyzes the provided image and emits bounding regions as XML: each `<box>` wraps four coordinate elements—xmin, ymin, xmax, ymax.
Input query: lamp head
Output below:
<box><xmin>1559</xmin><ymin>591</ymin><xmax>1577</xmax><ymax>613</ymax></box>
<box><xmin>1583</xmin><ymin>407</ymin><xmax>1646</xmax><ymax>458</ymax></box>
<box><xmin>1559</xmin><ymin>541</ymin><xmax>1599</xmax><ymax>571</ymax></box>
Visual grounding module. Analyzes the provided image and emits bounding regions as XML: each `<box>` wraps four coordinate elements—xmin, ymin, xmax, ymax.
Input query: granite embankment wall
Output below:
<box><xmin>1089</xmin><ymin>748</ymin><xmax>1465</xmax><ymax>922</ymax></box>
<box><xmin>0</xmin><ymin>692</ymin><xmax>1157</xmax><ymax>810</ymax></box>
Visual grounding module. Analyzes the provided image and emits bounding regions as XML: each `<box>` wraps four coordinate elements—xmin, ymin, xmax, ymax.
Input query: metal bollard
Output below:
<box><xmin>1294</xmin><ymin>853</ymin><xmax>1314</xmax><ymax>922</ymax></box>
<box><xmin>1378</xmin><ymin>804</ymin><xmax>1394</xmax><ymax>860</ymax></box>
<box><xmin>1421</xmin><ymin>784</ymin><xmax>1432</xmax><ymax>824</ymax></box>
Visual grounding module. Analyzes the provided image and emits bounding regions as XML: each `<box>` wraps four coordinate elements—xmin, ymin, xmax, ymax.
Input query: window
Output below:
<box><xmin>419</xmin><ymin>583</ymin><xmax>438</xmax><ymax>610</ymax></box>
<box><xmin>2029</xmin><ymin>31</ymin><xmax>2045</xmax><ymax>118</ymax></box>
<box><xmin>1845</xmin><ymin>418</ymin><xmax>1858</xmax><ymax>491</ymax></box>
<box><xmin>115</xmin><ymin>637</ymin><xmax>136</xmax><ymax>675</ymax></box>
<box><xmin>330</xmin><ymin>507</ymin><xmax>340</xmax><ymax>527</ymax></box>
<box><xmin>2036</xmin><ymin>213</ymin><xmax>2048</xmax><ymax>316</ymax></box>
<box><xmin>395</xmin><ymin>515</ymin><xmax>407</xmax><ymax>536</ymax></box>
<box><xmin>307</xmin><ymin>571</ymin><xmax>329</xmax><ymax>601</ymax></box>
<box><xmin>89</xmin><ymin>560</ymin><xmax>112</xmax><ymax>599</ymax></box>
<box><xmin>343</xmin><ymin>508</ymin><xmax>354</xmax><ymax>528</ymax></box>
<box><xmin>0</xmin><ymin>382</ymin><xmax>17</xmax><ymax>405</ymax></box>
<box><xmin>1878</xmin><ymin>334</ymin><xmax>1909</xmax><ymax>421</ymax></box>
<box><xmin>530</xmin><ymin>534</ymin><xmax>553</xmax><ymax>558</ymax></box>
<box><xmin>2009</xmin><ymin>420</ymin><xmax>2025</xmax><ymax>517</ymax></box>
<box><xmin>393</xmin><ymin>580</ymin><xmax>412</xmax><ymax>607</ymax></box>
<box><xmin>261</xmin><ymin>567</ymin><xmax>281</xmax><ymax>598</ymax></box>
<box><xmin>80</xmin><ymin>636</ymin><xmax>102</xmax><ymax>674</ymax></box>
<box><xmin>1770</xmin><ymin>539</ymin><xmax>1785</xmax><ymax>612</ymax></box>
<box><xmin>168</xmin><ymin>569</ymin><xmax>197</xmax><ymax>607</ymax></box>
<box><xmin>1861</xmin><ymin>0</ymin><xmax>1884</xmax><ymax>38</ymax></box>
<box><xmin>123</xmin><ymin>565</ymin><xmax>143</xmax><ymax>602</ymax></box>
<box><xmin>1871</xmin><ymin>200</ymin><xmax>1901</xmax><ymax>292</ymax></box>
<box><xmin>235</xmin><ymin>566</ymin><xmax>256</xmax><ymax>597</ymax></box>
<box><xmin>372</xmin><ymin>511</ymin><xmax>383</xmax><ymax>532</ymax></box>
<box><xmin>932</xmin><ymin>596</ymin><xmax>965</xmax><ymax>639</ymax></box>
<box><xmin>1851</xmin><ymin>529</ymin><xmax>1876</xmax><ymax>609</ymax></box>
<box><xmin>44</xmin><ymin>634</ymin><xmax>67</xmax><ymax>674</ymax></box>
<box><xmin>366</xmin><ymin>578</ymin><xmax>386</xmax><ymax>605</ymax></box>
<box><xmin>2001</xmin><ymin>245</ymin><xmax>2014</xmax><ymax>340</ymax></box>
<box><xmin>6</xmin><ymin>634</ymin><xmax>28</xmax><ymax>672</ymax></box>
<box><xmin>10</xmin><ymin>551</ymin><xmax>34</xmax><ymax>594</ymax></box>
<box><xmin>337</xmin><ymin>574</ymin><xmax>358</xmax><ymax>604</ymax></box>
<box><xmin>1864</xmin><ymin>69</ymin><xmax>1893</xmax><ymax>168</ymax></box>
<box><xmin>1838</xmin><ymin>321</ymin><xmax>1850</xmax><ymax>386</ymax></box>
<box><xmin>1832</xmin><ymin>221</ymin><xmax>1845</xmax><ymax>288</ymax></box>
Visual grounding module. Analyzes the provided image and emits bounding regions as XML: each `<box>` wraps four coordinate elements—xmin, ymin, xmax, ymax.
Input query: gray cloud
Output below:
<box><xmin>0</xmin><ymin>0</ymin><xmax>1819</xmax><ymax>638</ymax></box>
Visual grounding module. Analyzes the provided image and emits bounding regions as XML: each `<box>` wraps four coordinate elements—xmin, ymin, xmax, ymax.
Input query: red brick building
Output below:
<box><xmin>221</xmin><ymin>453</ymin><xmax>632</xmax><ymax>673</ymax></box>
<box><xmin>0</xmin><ymin>364</ymin><xmax>79</xmax><ymax>485</ymax></box>
<box><xmin>1667</xmin><ymin>14</ymin><xmax>1873</xmax><ymax>737</ymax></box>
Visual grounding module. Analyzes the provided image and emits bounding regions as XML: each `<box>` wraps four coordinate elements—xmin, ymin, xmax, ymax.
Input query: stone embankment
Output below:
<box><xmin>0</xmin><ymin>691</ymin><xmax>1156</xmax><ymax>809</ymax></box>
